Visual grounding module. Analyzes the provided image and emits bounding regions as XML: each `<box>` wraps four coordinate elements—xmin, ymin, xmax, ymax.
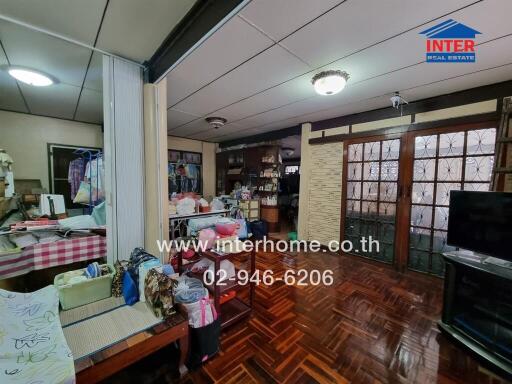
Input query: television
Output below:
<box><xmin>447</xmin><ymin>191</ymin><xmax>512</xmax><ymax>260</ymax></box>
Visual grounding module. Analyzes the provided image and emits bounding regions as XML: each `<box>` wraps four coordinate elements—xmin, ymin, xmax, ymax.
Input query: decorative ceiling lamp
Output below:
<box><xmin>311</xmin><ymin>70</ymin><xmax>349</xmax><ymax>95</ymax></box>
<box><xmin>205</xmin><ymin>116</ymin><xmax>227</xmax><ymax>129</ymax></box>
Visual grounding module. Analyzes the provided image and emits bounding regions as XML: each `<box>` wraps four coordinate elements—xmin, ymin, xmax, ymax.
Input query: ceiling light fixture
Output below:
<box><xmin>205</xmin><ymin>116</ymin><xmax>227</xmax><ymax>129</ymax></box>
<box><xmin>6</xmin><ymin>66</ymin><xmax>54</xmax><ymax>86</ymax></box>
<box><xmin>282</xmin><ymin>147</ymin><xmax>295</xmax><ymax>157</ymax></box>
<box><xmin>390</xmin><ymin>91</ymin><xmax>408</xmax><ymax>116</ymax></box>
<box><xmin>311</xmin><ymin>70</ymin><xmax>349</xmax><ymax>96</ymax></box>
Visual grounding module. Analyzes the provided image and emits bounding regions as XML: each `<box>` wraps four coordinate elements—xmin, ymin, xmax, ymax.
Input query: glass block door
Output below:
<box><xmin>408</xmin><ymin>128</ymin><xmax>496</xmax><ymax>276</ymax></box>
<box><xmin>345</xmin><ymin>139</ymin><xmax>401</xmax><ymax>263</ymax></box>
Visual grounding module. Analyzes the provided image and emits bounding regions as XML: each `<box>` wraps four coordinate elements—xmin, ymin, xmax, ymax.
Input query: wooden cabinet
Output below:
<box><xmin>261</xmin><ymin>205</ymin><xmax>279</xmax><ymax>232</ymax></box>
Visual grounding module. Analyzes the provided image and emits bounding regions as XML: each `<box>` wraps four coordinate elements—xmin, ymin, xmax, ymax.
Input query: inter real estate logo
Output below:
<box><xmin>419</xmin><ymin>19</ymin><xmax>481</xmax><ymax>63</ymax></box>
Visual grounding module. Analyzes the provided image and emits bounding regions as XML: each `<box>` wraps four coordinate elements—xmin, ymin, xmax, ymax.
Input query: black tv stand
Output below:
<box><xmin>440</xmin><ymin>251</ymin><xmax>512</xmax><ymax>377</ymax></box>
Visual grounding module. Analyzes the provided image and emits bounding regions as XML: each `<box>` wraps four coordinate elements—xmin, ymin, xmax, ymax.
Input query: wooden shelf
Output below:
<box><xmin>220</xmin><ymin>297</ymin><xmax>252</xmax><ymax>329</ymax></box>
<box><xmin>178</xmin><ymin>248</ymin><xmax>255</xmax><ymax>330</ymax></box>
<box><xmin>203</xmin><ymin>269</ymin><xmax>246</xmax><ymax>295</ymax></box>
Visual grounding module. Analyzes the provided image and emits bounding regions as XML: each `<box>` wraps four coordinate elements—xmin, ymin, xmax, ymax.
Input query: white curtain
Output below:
<box><xmin>103</xmin><ymin>56</ymin><xmax>144</xmax><ymax>262</ymax></box>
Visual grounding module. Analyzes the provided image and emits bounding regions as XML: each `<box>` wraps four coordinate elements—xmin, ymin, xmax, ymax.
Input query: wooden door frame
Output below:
<box><xmin>47</xmin><ymin>143</ymin><xmax>102</xmax><ymax>194</ymax></box>
<box><xmin>340</xmin><ymin>120</ymin><xmax>498</xmax><ymax>276</ymax></box>
<box><xmin>340</xmin><ymin>132</ymin><xmax>403</xmax><ymax>269</ymax></box>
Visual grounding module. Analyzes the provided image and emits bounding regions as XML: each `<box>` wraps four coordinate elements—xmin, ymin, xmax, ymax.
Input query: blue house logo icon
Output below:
<box><xmin>419</xmin><ymin>19</ymin><xmax>481</xmax><ymax>63</ymax></box>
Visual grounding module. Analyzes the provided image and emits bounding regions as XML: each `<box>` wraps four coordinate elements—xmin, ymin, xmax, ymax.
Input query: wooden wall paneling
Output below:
<box><xmin>395</xmin><ymin>133</ymin><xmax>414</xmax><ymax>273</ymax></box>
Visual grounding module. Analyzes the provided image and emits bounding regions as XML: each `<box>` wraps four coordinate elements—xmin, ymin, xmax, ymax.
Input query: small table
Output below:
<box><xmin>178</xmin><ymin>248</ymin><xmax>255</xmax><ymax>329</ymax></box>
<box><xmin>74</xmin><ymin>312</ymin><xmax>189</xmax><ymax>383</ymax></box>
<box><xmin>169</xmin><ymin>210</ymin><xmax>230</xmax><ymax>239</ymax></box>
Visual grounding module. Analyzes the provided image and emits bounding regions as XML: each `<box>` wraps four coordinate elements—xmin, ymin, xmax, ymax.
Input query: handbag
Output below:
<box><xmin>122</xmin><ymin>270</ymin><xmax>138</xmax><ymax>305</ymax></box>
<box><xmin>144</xmin><ymin>268</ymin><xmax>175</xmax><ymax>318</ymax></box>
<box><xmin>128</xmin><ymin>247</ymin><xmax>158</xmax><ymax>286</ymax></box>
<box><xmin>72</xmin><ymin>181</ymin><xmax>91</xmax><ymax>204</ymax></box>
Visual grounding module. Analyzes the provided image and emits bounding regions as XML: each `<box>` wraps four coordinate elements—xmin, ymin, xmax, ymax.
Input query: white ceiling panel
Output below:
<box><xmin>173</xmin><ymin>44</ymin><xmax>310</xmax><ymax>116</ymax></box>
<box><xmin>202</xmin><ymin>35</ymin><xmax>512</xmax><ymax>141</ymax></box>
<box><xmin>161</xmin><ymin>0</ymin><xmax>512</xmax><ymax>142</ymax></box>
<box><xmin>96</xmin><ymin>0</ymin><xmax>196</xmax><ymax>63</ymax></box>
<box><xmin>402</xmin><ymin>64</ymin><xmax>512</xmax><ymax>104</ymax></box>
<box><xmin>0</xmin><ymin>20</ymin><xmax>91</xmax><ymax>87</ymax></box>
<box><xmin>298</xmin><ymin>95</ymin><xmax>394</xmax><ymax>125</ymax></box>
<box><xmin>166</xmin><ymin>15</ymin><xmax>273</xmax><ymax>107</ymax></box>
<box><xmin>168</xmin><ymin>108</ymin><xmax>202</xmax><ymax>130</ymax></box>
<box><xmin>0</xmin><ymin>0</ymin><xmax>107</xmax><ymax>45</ymax></box>
<box><xmin>239</xmin><ymin>0</ymin><xmax>342</xmax><ymax>41</ymax></box>
<box><xmin>280</xmin><ymin>0</ymin><xmax>474</xmax><ymax>68</ymax></box>
<box><xmin>210</xmin><ymin>73</ymin><xmax>315</xmax><ymax>123</ymax></box>
<box><xmin>0</xmin><ymin>47</ymin><xmax>27</xmax><ymax>113</ymax></box>
<box><xmin>75</xmin><ymin>88</ymin><xmax>103</xmax><ymax>124</ymax></box>
<box><xmin>21</xmin><ymin>83</ymin><xmax>81</xmax><ymax>120</ymax></box>
<box><xmin>190</xmin><ymin>124</ymin><xmax>244</xmax><ymax>140</ymax></box>
<box><xmin>171</xmin><ymin>0</ymin><xmax>512</xmax><ymax>137</ymax></box>
<box><xmin>0</xmin><ymin>70</ymin><xmax>26</xmax><ymax>113</ymax></box>
<box><xmin>168</xmin><ymin>117</ymin><xmax>242</xmax><ymax>138</ymax></box>
<box><xmin>83</xmin><ymin>51</ymin><xmax>103</xmax><ymax>92</ymax></box>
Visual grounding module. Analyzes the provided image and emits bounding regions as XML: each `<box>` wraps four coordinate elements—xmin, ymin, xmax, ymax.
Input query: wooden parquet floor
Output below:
<box><xmin>180</xmin><ymin>251</ymin><xmax>510</xmax><ymax>384</ymax></box>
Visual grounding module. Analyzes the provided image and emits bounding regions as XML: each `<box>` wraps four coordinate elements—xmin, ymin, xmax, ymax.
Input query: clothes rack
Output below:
<box><xmin>73</xmin><ymin>149</ymin><xmax>103</xmax><ymax>214</ymax></box>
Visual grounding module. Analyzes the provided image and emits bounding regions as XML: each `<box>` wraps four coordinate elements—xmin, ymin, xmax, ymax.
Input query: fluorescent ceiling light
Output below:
<box><xmin>311</xmin><ymin>70</ymin><xmax>349</xmax><ymax>96</ymax></box>
<box><xmin>7</xmin><ymin>67</ymin><xmax>54</xmax><ymax>86</ymax></box>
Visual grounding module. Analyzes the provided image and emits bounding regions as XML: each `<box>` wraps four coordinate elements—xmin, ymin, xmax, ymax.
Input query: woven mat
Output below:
<box><xmin>61</xmin><ymin>298</ymin><xmax>162</xmax><ymax>360</ymax></box>
<box><xmin>60</xmin><ymin>296</ymin><xmax>126</xmax><ymax>326</ymax></box>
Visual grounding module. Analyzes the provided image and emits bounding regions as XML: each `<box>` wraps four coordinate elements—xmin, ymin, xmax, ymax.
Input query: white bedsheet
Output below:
<box><xmin>0</xmin><ymin>286</ymin><xmax>75</xmax><ymax>384</ymax></box>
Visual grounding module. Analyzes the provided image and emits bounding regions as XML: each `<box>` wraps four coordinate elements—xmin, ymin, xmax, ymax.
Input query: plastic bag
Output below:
<box><xmin>177</xmin><ymin>197</ymin><xmax>196</xmax><ymax>215</ymax></box>
<box><xmin>182</xmin><ymin>297</ymin><xmax>217</xmax><ymax>328</ymax></box>
<box><xmin>73</xmin><ymin>181</ymin><xmax>103</xmax><ymax>204</ymax></box>
<box><xmin>234</xmin><ymin>219</ymin><xmax>248</xmax><ymax>239</ymax></box>
<box><xmin>210</xmin><ymin>198</ymin><xmax>224</xmax><ymax>211</ymax></box>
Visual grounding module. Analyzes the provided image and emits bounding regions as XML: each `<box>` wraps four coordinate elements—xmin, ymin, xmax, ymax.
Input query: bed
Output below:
<box><xmin>0</xmin><ymin>285</ymin><xmax>75</xmax><ymax>384</ymax></box>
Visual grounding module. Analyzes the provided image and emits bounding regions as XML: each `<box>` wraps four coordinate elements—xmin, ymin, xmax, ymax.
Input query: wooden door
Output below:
<box><xmin>341</xmin><ymin>121</ymin><xmax>497</xmax><ymax>276</ymax></box>
<box><xmin>342</xmin><ymin>136</ymin><xmax>402</xmax><ymax>264</ymax></box>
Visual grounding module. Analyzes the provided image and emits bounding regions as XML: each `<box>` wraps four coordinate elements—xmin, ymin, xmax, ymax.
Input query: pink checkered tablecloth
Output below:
<box><xmin>0</xmin><ymin>235</ymin><xmax>107</xmax><ymax>279</ymax></box>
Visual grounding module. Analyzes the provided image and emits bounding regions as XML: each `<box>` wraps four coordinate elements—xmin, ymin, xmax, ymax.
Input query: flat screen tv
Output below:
<box><xmin>447</xmin><ymin>191</ymin><xmax>512</xmax><ymax>260</ymax></box>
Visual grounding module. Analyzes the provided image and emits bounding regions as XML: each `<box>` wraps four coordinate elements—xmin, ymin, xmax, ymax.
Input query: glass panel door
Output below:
<box><xmin>408</xmin><ymin>128</ymin><xmax>496</xmax><ymax>276</ymax></box>
<box><xmin>344</xmin><ymin>138</ymin><xmax>401</xmax><ymax>263</ymax></box>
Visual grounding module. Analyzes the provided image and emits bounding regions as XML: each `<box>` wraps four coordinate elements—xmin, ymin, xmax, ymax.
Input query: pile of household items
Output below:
<box><xmin>0</xmin><ymin>200</ymin><xmax>107</xmax><ymax>280</ymax></box>
<box><xmin>169</xmin><ymin>192</ymin><xmax>226</xmax><ymax>215</ymax></box>
<box><xmin>0</xmin><ymin>244</ymin><xmax>222</xmax><ymax>384</ymax></box>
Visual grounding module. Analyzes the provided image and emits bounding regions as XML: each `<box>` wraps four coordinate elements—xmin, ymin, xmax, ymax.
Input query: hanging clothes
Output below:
<box><xmin>84</xmin><ymin>155</ymin><xmax>105</xmax><ymax>202</ymax></box>
<box><xmin>68</xmin><ymin>157</ymin><xmax>85</xmax><ymax>200</ymax></box>
<box><xmin>0</xmin><ymin>150</ymin><xmax>13</xmax><ymax>178</ymax></box>
<box><xmin>185</xmin><ymin>164</ymin><xmax>199</xmax><ymax>192</ymax></box>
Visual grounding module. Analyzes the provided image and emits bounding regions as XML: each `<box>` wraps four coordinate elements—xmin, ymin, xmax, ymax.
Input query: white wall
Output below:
<box><xmin>0</xmin><ymin>110</ymin><xmax>103</xmax><ymax>191</ymax></box>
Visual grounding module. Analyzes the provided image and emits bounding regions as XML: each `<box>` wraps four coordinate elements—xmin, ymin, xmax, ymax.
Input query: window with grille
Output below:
<box><xmin>345</xmin><ymin>139</ymin><xmax>401</xmax><ymax>263</ymax></box>
<box><xmin>408</xmin><ymin>128</ymin><xmax>496</xmax><ymax>276</ymax></box>
<box><xmin>341</xmin><ymin>124</ymin><xmax>497</xmax><ymax>277</ymax></box>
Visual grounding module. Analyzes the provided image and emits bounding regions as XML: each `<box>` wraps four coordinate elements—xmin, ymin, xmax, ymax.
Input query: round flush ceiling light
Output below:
<box><xmin>205</xmin><ymin>116</ymin><xmax>227</xmax><ymax>129</ymax></box>
<box><xmin>7</xmin><ymin>66</ymin><xmax>54</xmax><ymax>86</ymax></box>
<box><xmin>311</xmin><ymin>70</ymin><xmax>349</xmax><ymax>95</ymax></box>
